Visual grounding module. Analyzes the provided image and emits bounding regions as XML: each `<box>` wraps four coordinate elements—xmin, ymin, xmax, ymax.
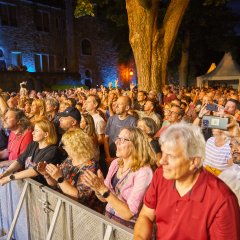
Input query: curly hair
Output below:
<box><xmin>118</xmin><ymin>127</ymin><xmax>156</xmax><ymax>171</ymax></box>
<box><xmin>62</xmin><ymin>129</ymin><xmax>96</xmax><ymax>160</ymax></box>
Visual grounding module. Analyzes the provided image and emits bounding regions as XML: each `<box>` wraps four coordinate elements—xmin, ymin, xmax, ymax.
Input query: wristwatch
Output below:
<box><xmin>9</xmin><ymin>174</ymin><xmax>15</xmax><ymax>181</ymax></box>
<box><xmin>102</xmin><ymin>190</ymin><xmax>110</xmax><ymax>198</ymax></box>
<box><xmin>57</xmin><ymin>176</ymin><xmax>65</xmax><ymax>184</ymax></box>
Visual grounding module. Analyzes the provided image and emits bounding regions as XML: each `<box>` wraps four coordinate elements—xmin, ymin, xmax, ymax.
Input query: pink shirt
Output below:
<box><xmin>104</xmin><ymin>158</ymin><xmax>153</xmax><ymax>218</ymax></box>
<box><xmin>8</xmin><ymin>129</ymin><xmax>33</xmax><ymax>160</ymax></box>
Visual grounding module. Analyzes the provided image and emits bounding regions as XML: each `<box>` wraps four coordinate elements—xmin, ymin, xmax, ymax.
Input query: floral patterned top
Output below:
<box><xmin>60</xmin><ymin>158</ymin><xmax>104</xmax><ymax>212</ymax></box>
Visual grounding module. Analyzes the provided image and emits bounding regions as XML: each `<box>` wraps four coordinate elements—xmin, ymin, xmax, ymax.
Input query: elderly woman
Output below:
<box><xmin>0</xmin><ymin>120</ymin><xmax>59</xmax><ymax>185</ymax></box>
<box><xmin>37</xmin><ymin>129</ymin><xmax>102</xmax><ymax>212</ymax></box>
<box><xmin>83</xmin><ymin>127</ymin><xmax>155</xmax><ymax>228</ymax></box>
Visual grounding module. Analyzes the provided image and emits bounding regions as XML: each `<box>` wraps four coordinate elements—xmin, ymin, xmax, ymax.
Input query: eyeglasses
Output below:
<box><xmin>115</xmin><ymin>136</ymin><xmax>131</xmax><ymax>144</ymax></box>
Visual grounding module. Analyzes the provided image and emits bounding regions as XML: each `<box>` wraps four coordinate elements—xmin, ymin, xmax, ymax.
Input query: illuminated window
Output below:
<box><xmin>0</xmin><ymin>49</ymin><xmax>3</xmax><ymax>58</ymax></box>
<box><xmin>0</xmin><ymin>4</ymin><xmax>17</xmax><ymax>27</ymax></box>
<box><xmin>34</xmin><ymin>54</ymin><xmax>55</xmax><ymax>72</ymax></box>
<box><xmin>35</xmin><ymin>11</ymin><xmax>50</xmax><ymax>32</ymax></box>
<box><xmin>11</xmin><ymin>52</ymin><xmax>22</xmax><ymax>66</ymax></box>
<box><xmin>82</xmin><ymin>39</ymin><xmax>92</xmax><ymax>55</ymax></box>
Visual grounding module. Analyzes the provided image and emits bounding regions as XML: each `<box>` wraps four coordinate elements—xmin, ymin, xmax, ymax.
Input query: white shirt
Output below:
<box><xmin>219</xmin><ymin>164</ymin><xmax>240</xmax><ymax>205</ymax></box>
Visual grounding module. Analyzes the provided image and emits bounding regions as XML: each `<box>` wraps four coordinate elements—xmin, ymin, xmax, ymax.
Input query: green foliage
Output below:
<box><xmin>74</xmin><ymin>0</ymin><xmax>95</xmax><ymax>17</ymax></box>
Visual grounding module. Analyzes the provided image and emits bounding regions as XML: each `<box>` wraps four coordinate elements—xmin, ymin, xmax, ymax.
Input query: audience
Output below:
<box><xmin>1</xmin><ymin>84</ymin><xmax>240</xmax><ymax>235</ymax></box>
<box><xmin>0</xmin><ymin>120</ymin><xmax>59</xmax><ymax>185</ymax></box>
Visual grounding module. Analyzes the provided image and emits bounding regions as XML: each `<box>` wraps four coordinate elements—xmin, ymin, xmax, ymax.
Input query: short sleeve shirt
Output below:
<box><xmin>144</xmin><ymin>167</ymin><xmax>240</xmax><ymax>239</ymax></box>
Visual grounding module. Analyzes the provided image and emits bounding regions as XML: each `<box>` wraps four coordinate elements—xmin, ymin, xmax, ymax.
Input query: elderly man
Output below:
<box><xmin>134</xmin><ymin>123</ymin><xmax>240</xmax><ymax>239</ymax></box>
<box><xmin>219</xmin><ymin>136</ymin><xmax>240</xmax><ymax>205</ymax></box>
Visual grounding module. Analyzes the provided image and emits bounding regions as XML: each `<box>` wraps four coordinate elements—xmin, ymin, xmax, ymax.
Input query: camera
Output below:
<box><xmin>202</xmin><ymin>116</ymin><xmax>229</xmax><ymax>130</ymax></box>
<box><xmin>206</xmin><ymin>104</ymin><xmax>218</xmax><ymax>112</ymax></box>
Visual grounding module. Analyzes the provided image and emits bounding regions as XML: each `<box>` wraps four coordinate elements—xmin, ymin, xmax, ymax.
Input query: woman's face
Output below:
<box><xmin>115</xmin><ymin>129</ymin><xmax>133</xmax><ymax>160</ymax></box>
<box><xmin>80</xmin><ymin>116</ymin><xmax>87</xmax><ymax>130</ymax></box>
<box><xmin>32</xmin><ymin>125</ymin><xmax>47</xmax><ymax>143</ymax></box>
<box><xmin>31</xmin><ymin>102</ymin><xmax>39</xmax><ymax>114</ymax></box>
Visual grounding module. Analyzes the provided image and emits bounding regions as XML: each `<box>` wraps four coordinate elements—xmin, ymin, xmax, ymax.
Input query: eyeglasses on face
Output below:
<box><xmin>115</xmin><ymin>136</ymin><xmax>131</xmax><ymax>144</ymax></box>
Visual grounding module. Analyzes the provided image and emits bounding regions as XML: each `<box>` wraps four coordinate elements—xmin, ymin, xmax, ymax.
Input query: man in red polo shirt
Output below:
<box><xmin>134</xmin><ymin>123</ymin><xmax>240</xmax><ymax>240</ymax></box>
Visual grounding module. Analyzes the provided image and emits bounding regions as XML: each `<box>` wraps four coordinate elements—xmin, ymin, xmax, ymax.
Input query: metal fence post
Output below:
<box><xmin>7</xmin><ymin>181</ymin><xmax>29</xmax><ymax>240</ymax></box>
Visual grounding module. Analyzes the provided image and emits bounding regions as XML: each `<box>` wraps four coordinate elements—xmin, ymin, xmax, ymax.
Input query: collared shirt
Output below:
<box><xmin>104</xmin><ymin>158</ymin><xmax>153</xmax><ymax>218</ymax></box>
<box><xmin>144</xmin><ymin>167</ymin><xmax>240</xmax><ymax>240</ymax></box>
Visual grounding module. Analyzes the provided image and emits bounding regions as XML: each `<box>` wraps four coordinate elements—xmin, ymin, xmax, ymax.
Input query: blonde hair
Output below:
<box><xmin>32</xmin><ymin>99</ymin><xmax>46</xmax><ymax>116</ymax></box>
<box><xmin>62</xmin><ymin>129</ymin><xmax>96</xmax><ymax>160</ymax></box>
<box><xmin>118</xmin><ymin>127</ymin><xmax>156</xmax><ymax>171</ymax></box>
<box><xmin>35</xmin><ymin>120</ymin><xmax>57</xmax><ymax>145</ymax></box>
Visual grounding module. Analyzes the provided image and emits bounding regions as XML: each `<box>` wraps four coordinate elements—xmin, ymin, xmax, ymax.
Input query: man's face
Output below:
<box><xmin>137</xmin><ymin>92</ymin><xmax>146</xmax><ymax>102</ymax></box>
<box><xmin>45</xmin><ymin>101</ymin><xmax>55</xmax><ymax>113</ymax></box>
<box><xmin>85</xmin><ymin>96</ymin><xmax>96</xmax><ymax>112</ymax></box>
<box><xmin>115</xmin><ymin>97</ymin><xmax>128</xmax><ymax>115</ymax></box>
<box><xmin>144</xmin><ymin>101</ymin><xmax>153</xmax><ymax>112</ymax></box>
<box><xmin>160</xmin><ymin>141</ymin><xmax>192</xmax><ymax>180</ymax></box>
<box><xmin>168</xmin><ymin>106</ymin><xmax>180</xmax><ymax>123</ymax></box>
<box><xmin>59</xmin><ymin>116</ymin><xmax>76</xmax><ymax>131</ymax></box>
<box><xmin>3</xmin><ymin>110</ymin><xmax>18</xmax><ymax>130</ymax></box>
<box><xmin>230</xmin><ymin>138</ymin><xmax>240</xmax><ymax>164</ymax></box>
<box><xmin>224</xmin><ymin>101</ymin><xmax>237</xmax><ymax>115</ymax></box>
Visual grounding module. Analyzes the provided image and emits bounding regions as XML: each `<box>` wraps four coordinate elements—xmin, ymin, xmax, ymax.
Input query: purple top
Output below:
<box><xmin>104</xmin><ymin>158</ymin><xmax>153</xmax><ymax>219</ymax></box>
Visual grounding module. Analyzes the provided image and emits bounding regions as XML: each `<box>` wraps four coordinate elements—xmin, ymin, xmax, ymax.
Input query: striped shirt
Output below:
<box><xmin>203</xmin><ymin>137</ymin><xmax>231</xmax><ymax>170</ymax></box>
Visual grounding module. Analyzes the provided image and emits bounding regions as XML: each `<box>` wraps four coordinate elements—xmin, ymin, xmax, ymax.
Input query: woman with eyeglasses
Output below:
<box><xmin>83</xmin><ymin>127</ymin><xmax>155</xmax><ymax>228</ymax></box>
<box><xmin>37</xmin><ymin>129</ymin><xmax>103</xmax><ymax>212</ymax></box>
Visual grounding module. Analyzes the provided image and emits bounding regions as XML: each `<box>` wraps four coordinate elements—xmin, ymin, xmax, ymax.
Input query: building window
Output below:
<box><xmin>0</xmin><ymin>49</ymin><xmax>3</xmax><ymax>58</ymax></box>
<box><xmin>34</xmin><ymin>54</ymin><xmax>55</xmax><ymax>72</ymax></box>
<box><xmin>35</xmin><ymin>11</ymin><xmax>50</xmax><ymax>32</ymax></box>
<box><xmin>0</xmin><ymin>4</ymin><xmax>17</xmax><ymax>27</ymax></box>
<box><xmin>81</xmin><ymin>39</ymin><xmax>92</xmax><ymax>55</ymax></box>
<box><xmin>11</xmin><ymin>52</ymin><xmax>22</xmax><ymax>67</ymax></box>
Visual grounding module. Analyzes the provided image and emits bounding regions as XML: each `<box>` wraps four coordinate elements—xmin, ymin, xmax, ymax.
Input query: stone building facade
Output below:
<box><xmin>0</xmin><ymin>0</ymin><xmax>121</xmax><ymax>90</ymax></box>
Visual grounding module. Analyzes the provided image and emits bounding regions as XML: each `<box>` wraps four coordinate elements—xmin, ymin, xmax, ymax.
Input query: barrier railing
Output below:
<box><xmin>0</xmin><ymin>174</ymin><xmax>133</xmax><ymax>240</ymax></box>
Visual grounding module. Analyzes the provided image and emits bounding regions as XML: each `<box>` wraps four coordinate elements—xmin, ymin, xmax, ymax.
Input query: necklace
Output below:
<box><xmin>118</xmin><ymin>166</ymin><xmax>130</xmax><ymax>177</ymax></box>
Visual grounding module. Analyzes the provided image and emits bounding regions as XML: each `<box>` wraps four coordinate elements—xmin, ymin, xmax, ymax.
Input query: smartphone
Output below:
<box><xmin>202</xmin><ymin>116</ymin><xmax>229</xmax><ymax>130</ymax></box>
<box><xmin>206</xmin><ymin>104</ymin><xmax>218</xmax><ymax>112</ymax></box>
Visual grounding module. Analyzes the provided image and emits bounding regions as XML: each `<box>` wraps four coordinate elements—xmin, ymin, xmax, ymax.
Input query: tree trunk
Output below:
<box><xmin>126</xmin><ymin>0</ymin><xmax>190</xmax><ymax>92</ymax></box>
<box><xmin>179</xmin><ymin>30</ymin><xmax>190</xmax><ymax>87</ymax></box>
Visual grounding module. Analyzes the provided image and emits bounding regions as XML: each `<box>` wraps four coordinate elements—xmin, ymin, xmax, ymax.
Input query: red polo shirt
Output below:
<box><xmin>144</xmin><ymin>167</ymin><xmax>240</xmax><ymax>240</ymax></box>
<box><xmin>8</xmin><ymin>129</ymin><xmax>33</xmax><ymax>160</ymax></box>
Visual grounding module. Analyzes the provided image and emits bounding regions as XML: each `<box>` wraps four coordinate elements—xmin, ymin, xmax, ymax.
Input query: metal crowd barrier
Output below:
<box><xmin>0</xmin><ymin>171</ymin><xmax>133</xmax><ymax>240</ymax></box>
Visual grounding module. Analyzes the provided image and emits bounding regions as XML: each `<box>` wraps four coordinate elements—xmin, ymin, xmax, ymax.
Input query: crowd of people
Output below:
<box><xmin>0</xmin><ymin>82</ymin><xmax>240</xmax><ymax>239</ymax></box>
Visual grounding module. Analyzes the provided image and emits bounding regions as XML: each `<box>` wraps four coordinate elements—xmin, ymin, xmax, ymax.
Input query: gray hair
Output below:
<box><xmin>159</xmin><ymin>122</ymin><xmax>206</xmax><ymax>166</ymax></box>
<box><xmin>46</xmin><ymin>97</ymin><xmax>59</xmax><ymax>110</ymax></box>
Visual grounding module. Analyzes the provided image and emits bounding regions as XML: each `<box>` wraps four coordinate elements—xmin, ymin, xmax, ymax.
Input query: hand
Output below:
<box><xmin>115</xmin><ymin>79</ymin><xmax>118</xmax><ymax>87</ymax></box>
<box><xmin>224</xmin><ymin>115</ymin><xmax>240</xmax><ymax>137</ymax></box>
<box><xmin>130</xmin><ymin>82</ymin><xmax>134</xmax><ymax>91</ymax></box>
<box><xmin>198</xmin><ymin>104</ymin><xmax>210</xmax><ymax>118</ymax></box>
<box><xmin>37</xmin><ymin>161</ymin><xmax>48</xmax><ymax>176</ymax></box>
<box><xmin>83</xmin><ymin>169</ymin><xmax>107</xmax><ymax>193</ymax></box>
<box><xmin>108</xmin><ymin>82</ymin><xmax>112</xmax><ymax>90</ymax></box>
<box><xmin>0</xmin><ymin>176</ymin><xmax>10</xmax><ymax>186</ymax></box>
<box><xmin>46</xmin><ymin>164</ymin><xmax>62</xmax><ymax>181</ymax></box>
